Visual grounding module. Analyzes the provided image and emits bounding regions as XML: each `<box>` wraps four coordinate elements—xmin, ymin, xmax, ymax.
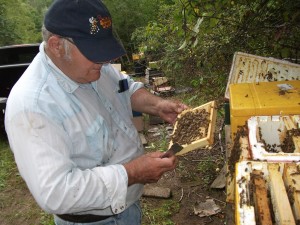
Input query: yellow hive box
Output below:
<box><xmin>229</xmin><ymin>80</ymin><xmax>300</xmax><ymax>139</ymax></box>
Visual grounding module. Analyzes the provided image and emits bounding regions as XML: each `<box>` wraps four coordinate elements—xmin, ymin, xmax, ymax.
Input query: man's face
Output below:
<box><xmin>58</xmin><ymin>38</ymin><xmax>106</xmax><ymax>84</ymax></box>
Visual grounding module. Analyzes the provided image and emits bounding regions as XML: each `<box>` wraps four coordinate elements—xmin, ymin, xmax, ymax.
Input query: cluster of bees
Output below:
<box><xmin>171</xmin><ymin>108</ymin><xmax>210</xmax><ymax>146</ymax></box>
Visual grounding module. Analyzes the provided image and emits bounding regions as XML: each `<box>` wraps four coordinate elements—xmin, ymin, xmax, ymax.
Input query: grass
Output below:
<box><xmin>0</xmin><ymin>139</ymin><xmax>14</xmax><ymax>190</ymax></box>
<box><xmin>196</xmin><ymin>157</ymin><xmax>218</xmax><ymax>187</ymax></box>
<box><xmin>142</xmin><ymin>199</ymin><xmax>180</xmax><ymax>225</ymax></box>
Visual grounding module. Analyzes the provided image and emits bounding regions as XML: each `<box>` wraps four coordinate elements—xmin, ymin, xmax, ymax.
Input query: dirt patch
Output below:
<box><xmin>142</xmin><ymin>115</ymin><xmax>227</xmax><ymax>225</ymax></box>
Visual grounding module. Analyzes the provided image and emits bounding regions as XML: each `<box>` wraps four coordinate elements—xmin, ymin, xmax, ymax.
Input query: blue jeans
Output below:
<box><xmin>54</xmin><ymin>201</ymin><xmax>142</xmax><ymax>225</ymax></box>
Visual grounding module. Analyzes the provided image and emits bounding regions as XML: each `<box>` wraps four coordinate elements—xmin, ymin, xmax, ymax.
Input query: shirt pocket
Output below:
<box><xmin>85</xmin><ymin>115</ymin><xmax>110</xmax><ymax>164</ymax></box>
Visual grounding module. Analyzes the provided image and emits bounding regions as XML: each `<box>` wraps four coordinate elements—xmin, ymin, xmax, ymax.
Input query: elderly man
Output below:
<box><xmin>5</xmin><ymin>0</ymin><xmax>187</xmax><ymax>225</ymax></box>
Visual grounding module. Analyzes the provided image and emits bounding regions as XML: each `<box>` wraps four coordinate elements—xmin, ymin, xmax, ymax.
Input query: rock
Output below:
<box><xmin>142</xmin><ymin>184</ymin><xmax>172</xmax><ymax>199</ymax></box>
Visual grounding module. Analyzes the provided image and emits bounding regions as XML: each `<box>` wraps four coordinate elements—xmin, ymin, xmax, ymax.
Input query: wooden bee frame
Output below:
<box><xmin>169</xmin><ymin>100</ymin><xmax>217</xmax><ymax>156</ymax></box>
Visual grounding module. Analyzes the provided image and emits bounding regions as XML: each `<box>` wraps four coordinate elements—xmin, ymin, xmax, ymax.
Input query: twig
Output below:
<box><xmin>191</xmin><ymin>159</ymin><xmax>215</xmax><ymax>162</ymax></box>
<box><xmin>209</xmin><ymin>197</ymin><xmax>226</xmax><ymax>205</ymax></box>
<box><xmin>178</xmin><ymin>188</ymin><xmax>184</xmax><ymax>202</ymax></box>
<box><xmin>219</xmin><ymin>119</ymin><xmax>225</xmax><ymax>154</ymax></box>
<box><xmin>211</xmin><ymin>142</ymin><xmax>219</xmax><ymax>150</ymax></box>
<box><xmin>195</xmin><ymin>192</ymin><xmax>226</xmax><ymax>205</ymax></box>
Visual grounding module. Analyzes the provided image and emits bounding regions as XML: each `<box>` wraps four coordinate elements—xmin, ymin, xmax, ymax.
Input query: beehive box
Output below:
<box><xmin>169</xmin><ymin>101</ymin><xmax>217</xmax><ymax>155</ymax></box>
<box><xmin>229</xmin><ymin>80</ymin><xmax>300</xmax><ymax>139</ymax></box>
<box><xmin>225</xmin><ymin>52</ymin><xmax>300</xmax><ymax>100</ymax></box>
<box><xmin>248</xmin><ymin>115</ymin><xmax>300</xmax><ymax>162</ymax></box>
<box><xmin>235</xmin><ymin>161</ymin><xmax>300</xmax><ymax>225</ymax></box>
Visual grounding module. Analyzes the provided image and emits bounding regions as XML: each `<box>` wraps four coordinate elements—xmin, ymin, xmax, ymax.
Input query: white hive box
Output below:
<box><xmin>248</xmin><ymin>115</ymin><xmax>300</xmax><ymax>162</ymax></box>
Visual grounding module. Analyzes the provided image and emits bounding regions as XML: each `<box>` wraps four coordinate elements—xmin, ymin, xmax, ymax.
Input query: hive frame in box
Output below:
<box><xmin>235</xmin><ymin>161</ymin><xmax>299</xmax><ymax>225</ymax></box>
<box><xmin>248</xmin><ymin>115</ymin><xmax>300</xmax><ymax>162</ymax></box>
<box><xmin>225</xmin><ymin>52</ymin><xmax>300</xmax><ymax>100</ymax></box>
<box><xmin>169</xmin><ymin>101</ymin><xmax>217</xmax><ymax>156</ymax></box>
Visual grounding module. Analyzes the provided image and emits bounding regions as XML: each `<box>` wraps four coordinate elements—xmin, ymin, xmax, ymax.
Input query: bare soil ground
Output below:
<box><xmin>141</xmin><ymin>117</ymin><xmax>229</xmax><ymax>225</ymax></box>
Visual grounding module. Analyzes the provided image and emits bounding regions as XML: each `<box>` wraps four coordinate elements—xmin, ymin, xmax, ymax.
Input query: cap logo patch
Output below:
<box><xmin>89</xmin><ymin>16</ymin><xmax>112</xmax><ymax>34</ymax></box>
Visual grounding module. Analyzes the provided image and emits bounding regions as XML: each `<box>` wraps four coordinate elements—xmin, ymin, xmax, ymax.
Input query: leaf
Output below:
<box><xmin>209</xmin><ymin>18</ymin><xmax>219</xmax><ymax>27</ymax></box>
<box><xmin>178</xmin><ymin>40</ymin><xmax>187</xmax><ymax>50</ymax></box>
<box><xmin>281</xmin><ymin>48</ymin><xmax>290</xmax><ymax>58</ymax></box>
<box><xmin>193</xmin><ymin>17</ymin><xmax>204</xmax><ymax>33</ymax></box>
<box><xmin>192</xmin><ymin>37</ymin><xmax>198</xmax><ymax>47</ymax></box>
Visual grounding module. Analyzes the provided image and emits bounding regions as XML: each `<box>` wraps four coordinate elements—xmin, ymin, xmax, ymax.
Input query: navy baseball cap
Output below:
<box><xmin>44</xmin><ymin>0</ymin><xmax>126</xmax><ymax>62</ymax></box>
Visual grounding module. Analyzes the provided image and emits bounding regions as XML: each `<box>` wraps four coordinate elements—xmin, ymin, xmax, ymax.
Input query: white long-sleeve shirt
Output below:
<box><xmin>5</xmin><ymin>42</ymin><xmax>144</xmax><ymax>215</ymax></box>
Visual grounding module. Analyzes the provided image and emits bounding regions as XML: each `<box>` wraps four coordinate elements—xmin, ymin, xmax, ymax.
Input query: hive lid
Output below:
<box><xmin>225</xmin><ymin>52</ymin><xmax>300</xmax><ymax>99</ymax></box>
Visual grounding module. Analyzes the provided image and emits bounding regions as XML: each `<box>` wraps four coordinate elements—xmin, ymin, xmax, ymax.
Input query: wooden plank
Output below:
<box><xmin>225</xmin><ymin>125</ymin><xmax>235</xmax><ymax>203</ymax></box>
<box><xmin>226</xmin><ymin>135</ymin><xmax>249</xmax><ymax>203</ymax></box>
<box><xmin>251</xmin><ymin>170</ymin><xmax>272</xmax><ymax>225</ymax></box>
<box><xmin>292</xmin><ymin>136</ymin><xmax>300</xmax><ymax>153</ymax></box>
<box><xmin>283</xmin><ymin>163</ymin><xmax>300</xmax><ymax>222</ymax></box>
<box><xmin>239</xmin><ymin>136</ymin><xmax>250</xmax><ymax>161</ymax></box>
<box><xmin>226</xmin><ymin>171</ymin><xmax>235</xmax><ymax>203</ymax></box>
<box><xmin>139</xmin><ymin>133</ymin><xmax>147</xmax><ymax>146</ymax></box>
<box><xmin>268</xmin><ymin>163</ymin><xmax>296</xmax><ymax>225</ymax></box>
<box><xmin>283</xmin><ymin>116</ymin><xmax>300</xmax><ymax>153</ymax></box>
<box><xmin>207</xmin><ymin>101</ymin><xmax>217</xmax><ymax>145</ymax></box>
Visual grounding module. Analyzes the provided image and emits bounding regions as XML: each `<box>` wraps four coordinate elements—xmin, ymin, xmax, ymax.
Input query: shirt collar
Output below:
<box><xmin>40</xmin><ymin>42</ymin><xmax>80</xmax><ymax>93</ymax></box>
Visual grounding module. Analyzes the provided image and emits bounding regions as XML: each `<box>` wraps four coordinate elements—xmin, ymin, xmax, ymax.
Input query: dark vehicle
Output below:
<box><xmin>0</xmin><ymin>43</ymin><xmax>39</xmax><ymax>136</ymax></box>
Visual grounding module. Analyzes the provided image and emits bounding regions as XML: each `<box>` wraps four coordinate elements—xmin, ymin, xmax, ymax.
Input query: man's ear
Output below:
<box><xmin>47</xmin><ymin>36</ymin><xmax>63</xmax><ymax>58</ymax></box>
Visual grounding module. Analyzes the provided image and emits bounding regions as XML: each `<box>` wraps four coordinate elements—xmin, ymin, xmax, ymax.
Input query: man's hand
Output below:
<box><xmin>131</xmin><ymin>88</ymin><xmax>188</xmax><ymax>124</ymax></box>
<box><xmin>123</xmin><ymin>152</ymin><xmax>177</xmax><ymax>186</ymax></box>
<box><xmin>156</xmin><ymin>99</ymin><xmax>188</xmax><ymax>124</ymax></box>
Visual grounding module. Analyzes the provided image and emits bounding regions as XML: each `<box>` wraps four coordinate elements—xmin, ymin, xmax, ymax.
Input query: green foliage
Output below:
<box><xmin>0</xmin><ymin>0</ymin><xmax>52</xmax><ymax>46</ymax></box>
<box><xmin>102</xmin><ymin>0</ymin><xmax>161</xmax><ymax>53</ymax></box>
<box><xmin>1</xmin><ymin>0</ymin><xmax>299</xmax><ymax>98</ymax></box>
<box><xmin>130</xmin><ymin>0</ymin><xmax>300</xmax><ymax>100</ymax></box>
<box><xmin>0</xmin><ymin>141</ymin><xmax>13</xmax><ymax>190</ymax></box>
<box><xmin>40</xmin><ymin>211</ymin><xmax>55</xmax><ymax>225</ymax></box>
